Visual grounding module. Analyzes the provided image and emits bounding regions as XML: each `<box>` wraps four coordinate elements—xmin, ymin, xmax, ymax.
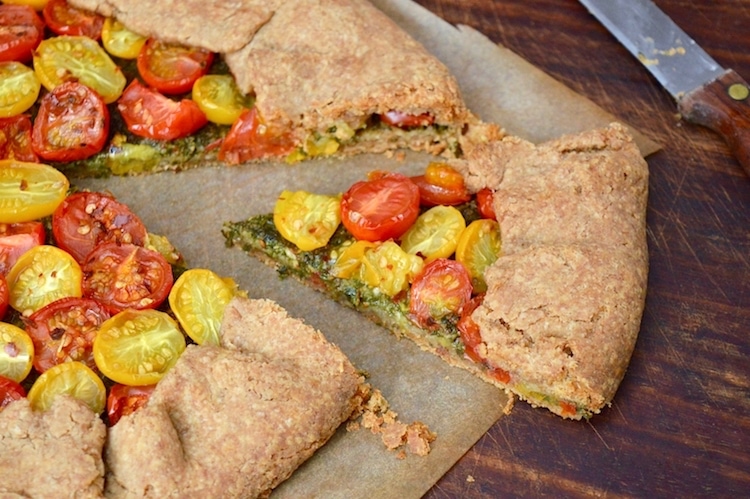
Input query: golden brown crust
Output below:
<box><xmin>451</xmin><ymin>122</ymin><xmax>649</xmax><ymax>418</ymax></box>
<box><xmin>104</xmin><ymin>297</ymin><xmax>366</xmax><ymax>498</ymax></box>
<box><xmin>0</xmin><ymin>396</ymin><xmax>106</xmax><ymax>498</ymax></box>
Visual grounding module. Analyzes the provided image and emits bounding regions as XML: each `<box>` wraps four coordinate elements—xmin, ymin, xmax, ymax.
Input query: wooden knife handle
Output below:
<box><xmin>678</xmin><ymin>69</ymin><xmax>750</xmax><ymax>178</ymax></box>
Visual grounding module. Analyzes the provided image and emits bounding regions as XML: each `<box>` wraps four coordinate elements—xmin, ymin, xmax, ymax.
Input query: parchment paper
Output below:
<box><xmin>74</xmin><ymin>1</ymin><xmax>658</xmax><ymax>497</ymax></box>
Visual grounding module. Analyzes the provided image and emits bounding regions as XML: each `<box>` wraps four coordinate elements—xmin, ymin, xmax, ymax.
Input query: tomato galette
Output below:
<box><xmin>224</xmin><ymin>123</ymin><xmax>649</xmax><ymax>420</ymax></box>
<box><xmin>0</xmin><ymin>0</ymin><xmax>501</xmax><ymax>177</ymax></box>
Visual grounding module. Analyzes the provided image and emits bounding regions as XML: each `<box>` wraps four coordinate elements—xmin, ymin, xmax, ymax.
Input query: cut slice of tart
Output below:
<box><xmin>223</xmin><ymin>123</ymin><xmax>649</xmax><ymax>419</ymax></box>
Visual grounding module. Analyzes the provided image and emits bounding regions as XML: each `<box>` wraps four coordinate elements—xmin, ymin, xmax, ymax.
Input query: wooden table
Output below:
<box><xmin>413</xmin><ymin>1</ymin><xmax>750</xmax><ymax>497</ymax></box>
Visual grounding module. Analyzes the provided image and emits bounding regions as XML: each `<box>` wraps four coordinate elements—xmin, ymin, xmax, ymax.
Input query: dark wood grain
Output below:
<box><xmin>412</xmin><ymin>1</ymin><xmax>750</xmax><ymax>497</ymax></box>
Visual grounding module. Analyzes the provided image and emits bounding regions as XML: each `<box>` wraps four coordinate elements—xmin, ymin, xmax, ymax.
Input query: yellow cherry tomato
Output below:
<box><xmin>27</xmin><ymin>361</ymin><xmax>106</xmax><ymax>414</ymax></box>
<box><xmin>0</xmin><ymin>159</ymin><xmax>69</xmax><ymax>224</ymax></box>
<box><xmin>400</xmin><ymin>205</ymin><xmax>466</xmax><ymax>263</ymax></box>
<box><xmin>0</xmin><ymin>322</ymin><xmax>34</xmax><ymax>383</ymax></box>
<box><xmin>455</xmin><ymin>219</ymin><xmax>502</xmax><ymax>293</ymax></box>
<box><xmin>331</xmin><ymin>239</ymin><xmax>376</xmax><ymax>279</ymax></box>
<box><xmin>358</xmin><ymin>241</ymin><xmax>423</xmax><ymax>297</ymax></box>
<box><xmin>33</xmin><ymin>35</ymin><xmax>126</xmax><ymax>104</ymax></box>
<box><xmin>6</xmin><ymin>245</ymin><xmax>82</xmax><ymax>316</ymax></box>
<box><xmin>0</xmin><ymin>0</ymin><xmax>49</xmax><ymax>10</ymax></box>
<box><xmin>93</xmin><ymin>308</ymin><xmax>186</xmax><ymax>386</ymax></box>
<box><xmin>192</xmin><ymin>74</ymin><xmax>251</xmax><ymax>125</ymax></box>
<box><xmin>273</xmin><ymin>190</ymin><xmax>342</xmax><ymax>252</ymax></box>
<box><xmin>101</xmin><ymin>17</ymin><xmax>147</xmax><ymax>59</ymax></box>
<box><xmin>0</xmin><ymin>62</ymin><xmax>41</xmax><ymax>118</ymax></box>
<box><xmin>168</xmin><ymin>268</ymin><xmax>242</xmax><ymax>346</ymax></box>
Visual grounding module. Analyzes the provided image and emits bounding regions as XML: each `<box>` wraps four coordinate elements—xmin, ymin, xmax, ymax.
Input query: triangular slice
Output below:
<box><xmin>223</xmin><ymin>123</ymin><xmax>649</xmax><ymax>419</ymax></box>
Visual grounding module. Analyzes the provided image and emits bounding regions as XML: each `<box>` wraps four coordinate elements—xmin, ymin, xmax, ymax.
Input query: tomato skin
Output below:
<box><xmin>340</xmin><ymin>172</ymin><xmax>421</xmax><ymax>242</ymax></box>
<box><xmin>476</xmin><ymin>188</ymin><xmax>497</xmax><ymax>220</ymax></box>
<box><xmin>106</xmin><ymin>383</ymin><xmax>155</xmax><ymax>425</ymax></box>
<box><xmin>52</xmin><ymin>191</ymin><xmax>148</xmax><ymax>264</ymax></box>
<box><xmin>0</xmin><ymin>115</ymin><xmax>37</xmax><ymax>162</ymax></box>
<box><xmin>82</xmin><ymin>242</ymin><xmax>173</xmax><ymax>313</ymax></box>
<box><xmin>0</xmin><ymin>274</ymin><xmax>8</xmax><ymax>318</ymax></box>
<box><xmin>218</xmin><ymin>107</ymin><xmax>296</xmax><ymax>164</ymax></box>
<box><xmin>42</xmin><ymin>0</ymin><xmax>104</xmax><ymax>40</ymax></box>
<box><xmin>0</xmin><ymin>221</ymin><xmax>45</xmax><ymax>276</ymax></box>
<box><xmin>0</xmin><ymin>4</ymin><xmax>44</xmax><ymax>62</ymax></box>
<box><xmin>24</xmin><ymin>296</ymin><xmax>110</xmax><ymax>373</ymax></box>
<box><xmin>31</xmin><ymin>81</ymin><xmax>110</xmax><ymax>162</ymax></box>
<box><xmin>457</xmin><ymin>294</ymin><xmax>486</xmax><ymax>364</ymax></box>
<box><xmin>137</xmin><ymin>38</ymin><xmax>214</xmax><ymax>95</ymax></box>
<box><xmin>409</xmin><ymin>258</ymin><xmax>473</xmax><ymax>328</ymax></box>
<box><xmin>379</xmin><ymin>110</ymin><xmax>434</xmax><ymax>128</ymax></box>
<box><xmin>117</xmin><ymin>80</ymin><xmax>207</xmax><ymax>141</ymax></box>
<box><xmin>0</xmin><ymin>374</ymin><xmax>25</xmax><ymax>411</ymax></box>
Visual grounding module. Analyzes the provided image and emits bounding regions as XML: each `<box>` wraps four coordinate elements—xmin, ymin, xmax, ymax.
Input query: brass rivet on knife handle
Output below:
<box><xmin>678</xmin><ymin>69</ymin><xmax>750</xmax><ymax>177</ymax></box>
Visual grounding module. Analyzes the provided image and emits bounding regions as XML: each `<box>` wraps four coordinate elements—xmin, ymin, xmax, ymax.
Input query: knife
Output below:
<box><xmin>579</xmin><ymin>0</ymin><xmax>750</xmax><ymax>177</ymax></box>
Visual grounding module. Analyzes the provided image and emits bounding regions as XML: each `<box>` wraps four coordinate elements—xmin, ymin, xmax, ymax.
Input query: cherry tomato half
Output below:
<box><xmin>0</xmin><ymin>4</ymin><xmax>44</xmax><ymax>63</ymax></box>
<box><xmin>106</xmin><ymin>383</ymin><xmax>155</xmax><ymax>425</ymax></box>
<box><xmin>476</xmin><ymin>188</ymin><xmax>497</xmax><ymax>220</ymax></box>
<box><xmin>82</xmin><ymin>242</ymin><xmax>173</xmax><ymax>313</ymax></box>
<box><xmin>42</xmin><ymin>0</ymin><xmax>104</xmax><ymax>40</ymax></box>
<box><xmin>0</xmin><ymin>221</ymin><xmax>45</xmax><ymax>276</ymax></box>
<box><xmin>0</xmin><ymin>160</ymin><xmax>69</xmax><ymax>224</ymax></box>
<box><xmin>117</xmin><ymin>80</ymin><xmax>207</xmax><ymax>141</ymax></box>
<box><xmin>192</xmin><ymin>74</ymin><xmax>250</xmax><ymax>125</ymax></box>
<box><xmin>457</xmin><ymin>294</ymin><xmax>485</xmax><ymax>364</ymax></box>
<box><xmin>340</xmin><ymin>172</ymin><xmax>420</xmax><ymax>242</ymax></box>
<box><xmin>379</xmin><ymin>110</ymin><xmax>434</xmax><ymax>128</ymax></box>
<box><xmin>218</xmin><ymin>107</ymin><xmax>296</xmax><ymax>164</ymax></box>
<box><xmin>0</xmin><ymin>374</ymin><xmax>26</xmax><ymax>412</ymax></box>
<box><xmin>52</xmin><ymin>191</ymin><xmax>148</xmax><ymax>264</ymax></box>
<box><xmin>0</xmin><ymin>321</ymin><xmax>34</xmax><ymax>382</ymax></box>
<box><xmin>24</xmin><ymin>296</ymin><xmax>110</xmax><ymax>373</ymax></box>
<box><xmin>399</xmin><ymin>205</ymin><xmax>466</xmax><ymax>263</ymax></box>
<box><xmin>273</xmin><ymin>190</ymin><xmax>341</xmax><ymax>252</ymax></box>
<box><xmin>27</xmin><ymin>360</ymin><xmax>105</xmax><ymax>413</ymax></box>
<box><xmin>31</xmin><ymin>80</ymin><xmax>110</xmax><ymax>162</ymax></box>
<box><xmin>409</xmin><ymin>258</ymin><xmax>472</xmax><ymax>328</ymax></box>
<box><xmin>0</xmin><ymin>114</ymin><xmax>37</xmax><ymax>162</ymax></box>
<box><xmin>100</xmin><ymin>17</ymin><xmax>146</xmax><ymax>59</ymax></box>
<box><xmin>0</xmin><ymin>61</ymin><xmax>41</xmax><ymax>118</ymax></box>
<box><xmin>137</xmin><ymin>38</ymin><xmax>214</xmax><ymax>95</ymax></box>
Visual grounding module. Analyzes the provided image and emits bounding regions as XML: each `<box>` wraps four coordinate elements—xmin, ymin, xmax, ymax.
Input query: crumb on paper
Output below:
<box><xmin>347</xmin><ymin>387</ymin><xmax>436</xmax><ymax>457</ymax></box>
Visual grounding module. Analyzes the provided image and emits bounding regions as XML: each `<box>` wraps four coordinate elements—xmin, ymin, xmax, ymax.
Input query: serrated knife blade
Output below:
<box><xmin>579</xmin><ymin>0</ymin><xmax>750</xmax><ymax>177</ymax></box>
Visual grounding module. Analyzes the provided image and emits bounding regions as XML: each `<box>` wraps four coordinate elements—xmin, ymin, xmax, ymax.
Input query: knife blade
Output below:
<box><xmin>579</xmin><ymin>0</ymin><xmax>750</xmax><ymax>177</ymax></box>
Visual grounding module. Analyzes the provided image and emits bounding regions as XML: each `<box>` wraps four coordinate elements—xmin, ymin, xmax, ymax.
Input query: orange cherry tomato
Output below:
<box><xmin>0</xmin><ymin>4</ymin><xmax>44</xmax><ymax>62</ymax></box>
<box><xmin>218</xmin><ymin>107</ymin><xmax>296</xmax><ymax>164</ymax></box>
<box><xmin>24</xmin><ymin>296</ymin><xmax>110</xmax><ymax>373</ymax></box>
<box><xmin>409</xmin><ymin>258</ymin><xmax>472</xmax><ymax>328</ymax></box>
<box><xmin>340</xmin><ymin>172</ymin><xmax>420</xmax><ymax>242</ymax></box>
<box><xmin>42</xmin><ymin>0</ymin><xmax>104</xmax><ymax>40</ymax></box>
<box><xmin>31</xmin><ymin>81</ymin><xmax>110</xmax><ymax>162</ymax></box>
<box><xmin>379</xmin><ymin>110</ymin><xmax>434</xmax><ymax>128</ymax></box>
<box><xmin>0</xmin><ymin>374</ymin><xmax>25</xmax><ymax>411</ymax></box>
<box><xmin>0</xmin><ymin>221</ymin><xmax>45</xmax><ymax>276</ymax></box>
<box><xmin>410</xmin><ymin>163</ymin><xmax>470</xmax><ymax>207</ymax></box>
<box><xmin>106</xmin><ymin>382</ymin><xmax>155</xmax><ymax>426</ymax></box>
<box><xmin>82</xmin><ymin>242</ymin><xmax>173</xmax><ymax>314</ymax></box>
<box><xmin>137</xmin><ymin>38</ymin><xmax>214</xmax><ymax>95</ymax></box>
<box><xmin>52</xmin><ymin>191</ymin><xmax>148</xmax><ymax>264</ymax></box>
<box><xmin>117</xmin><ymin>80</ymin><xmax>207</xmax><ymax>141</ymax></box>
<box><xmin>476</xmin><ymin>188</ymin><xmax>497</xmax><ymax>220</ymax></box>
<box><xmin>0</xmin><ymin>115</ymin><xmax>38</xmax><ymax>162</ymax></box>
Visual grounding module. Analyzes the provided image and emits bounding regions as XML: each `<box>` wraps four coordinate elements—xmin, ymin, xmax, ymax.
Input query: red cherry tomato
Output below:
<box><xmin>0</xmin><ymin>274</ymin><xmax>8</xmax><ymax>318</ymax></box>
<box><xmin>0</xmin><ymin>374</ymin><xmax>26</xmax><ymax>411</ymax></box>
<box><xmin>106</xmin><ymin>383</ymin><xmax>155</xmax><ymax>426</ymax></box>
<box><xmin>31</xmin><ymin>81</ymin><xmax>110</xmax><ymax>162</ymax></box>
<box><xmin>0</xmin><ymin>115</ymin><xmax>38</xmax><ymax>162</ymax></box>
<box><xmin>340</xmin><ymin>172</ymin><xmax>420</xmax><ymax>242</ymax></box>
<box><xmin>137</xmin><ymin>38</ymin><xmax>214</xmax><ymax>95</ymax></box>
<box><xmin>117</xmin><ymin>80</ymin><xmax>207</xmax><ymax>141</ymax></box>
<box><xmin>82</xmin><ymin>242</ymin><xmax>173</xmax><ymax>313</ymax></box>
<box><xmin>0</xmin><ymin>4</ymin><xmax>44</xmax><ymax>62</ymax></box>
<box><xmin>24</xmin><ymin>296</ymin><xmax>111</xmax><ymax>373</ymax></box>
<box><xmin>457</xmin><ymin>294</ymin><xmax>485</xmax><ymax>364</ymax></box>
<box><xmin>52</xmin><ymin>191</ymin><xmax>148</xmax><ymax>264</ymax></box>
<box><xmin>42</xmin><ymin>0</ymin><xmax>105</xmax><ymax>40</ymax></box>
<box><xmin>0</xmin><ymin>221</ymin><xmax>45</xmax><ymax>276</ymax></box>
<box><xmin>410</xmin><ymin>258</ymin><xmax>472</xmax><ymax>328</ymax></box>
<box><xmin>379</xmin><ymin>110</ymin><xmax>434</xmax><ymax>128</ymax></box>
<box><xmin>476</xmin><ymin>188</ymin><xmax>497</xmax><ymax>220</ymax></box>
<box><xmin>218</xmin><ymin>107</ymin><xmax>296</xmax><ymax>164</ymax></box>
